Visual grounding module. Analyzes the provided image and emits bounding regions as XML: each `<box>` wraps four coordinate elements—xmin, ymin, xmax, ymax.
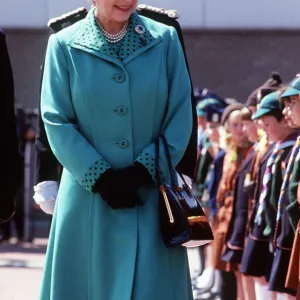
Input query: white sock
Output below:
<box><xmin>210</xmin><ymin>270</ymin><xmax>221</xmax><ymax>294</ymax></box>
<box><xmin>253</xmin><ymin>278</ymin><xmax>274</xmax><ymax>300</ymax></box>
<box><xmin>196</xmin><ymin>267</ymin><xmax>214</xmax><ymax>288</ymax></box>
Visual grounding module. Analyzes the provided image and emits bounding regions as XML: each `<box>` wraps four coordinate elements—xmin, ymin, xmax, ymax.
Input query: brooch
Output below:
<box><xmin>135</xmin><ymin>25</ymin><xmax>145</xmax><ymax>35</ymax></box>
<box><xmin>135</xmin><ymin>25</ymin><xmax>146</xmax><ymax>46</ymax></box>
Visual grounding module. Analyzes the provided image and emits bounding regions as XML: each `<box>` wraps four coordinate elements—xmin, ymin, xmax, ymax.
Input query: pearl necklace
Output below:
<box><xmin>95</xmin><ymin>18</ymin><xmax>129</xmax><ymax>43</ymax></box>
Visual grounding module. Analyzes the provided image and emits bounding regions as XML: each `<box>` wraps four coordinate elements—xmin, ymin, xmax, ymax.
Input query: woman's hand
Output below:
<box><xmin>93</xmin><ymin>163</ymin><xmax>153</xmax><ymax>209</ymax></box>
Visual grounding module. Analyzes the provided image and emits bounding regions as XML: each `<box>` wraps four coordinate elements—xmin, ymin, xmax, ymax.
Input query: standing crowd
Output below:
<box><xmin>192</xmin><ymin>73</ymin><xmax>300</xmax><ymax>300</ymax></box>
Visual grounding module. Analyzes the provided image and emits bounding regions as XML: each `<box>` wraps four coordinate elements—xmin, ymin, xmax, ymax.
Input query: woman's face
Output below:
<box><xmin>226</xmin><ymin>110</ymin><xmax>246</xmax><ymax>144</ymax></box>
<box><xmin>94</xmin><ymin>0</ymin><xmax>138</xmax><ymax>23</ymax></box>
<box><xmin>242</xmin><ymin>120</ymin><xmax>258</xmax><ymax>143</ymax></box>
<box><xmin>290</xmin><ymin>95</ymin><xmax>300</xmax><ymax>126</ymax></box>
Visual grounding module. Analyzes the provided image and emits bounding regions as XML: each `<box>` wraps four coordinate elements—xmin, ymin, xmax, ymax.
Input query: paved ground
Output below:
<box><xmin>0</xmin><ymin>238</ymin><xmax>205</xmax><ymax>300</ymax></box>
<box><xmin>0</xmin><ymin>238</ymin><xmax>47</xmax><ymax>300</ymax></box>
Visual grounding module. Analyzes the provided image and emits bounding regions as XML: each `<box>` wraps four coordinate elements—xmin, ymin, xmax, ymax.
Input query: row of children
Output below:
<box><xmin>192</xmin><ymin>72</ymin><xmax>300</xmax><ymax>300</ymax></box>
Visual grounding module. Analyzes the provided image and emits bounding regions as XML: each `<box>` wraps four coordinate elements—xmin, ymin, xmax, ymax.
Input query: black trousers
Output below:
<box><xmin>0</xmin><ymin>187</ymin><xmax>24</xmax><ymax>240</ymax></box>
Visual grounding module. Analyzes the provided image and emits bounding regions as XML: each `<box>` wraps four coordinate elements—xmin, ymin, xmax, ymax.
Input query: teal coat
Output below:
<box><xmin>40</xmin><ymin>8</ymin><xmax>193</xmax><ymax>300</ymax></box>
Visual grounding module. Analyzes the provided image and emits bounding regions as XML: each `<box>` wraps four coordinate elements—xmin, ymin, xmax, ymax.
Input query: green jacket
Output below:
<box><xmin>264</xmin><ymin>138</ymin><xmax>296</xmax><ymax>237</ymax></box>
<box><xmin>194</xmin><ymin>135</ymin><xmax>213</xmax><ymax>199</ymax></box>
<box><xmin>286</xmin><ymin>152</ymin><xmax>300</xmax><ymax>231</ymax></box>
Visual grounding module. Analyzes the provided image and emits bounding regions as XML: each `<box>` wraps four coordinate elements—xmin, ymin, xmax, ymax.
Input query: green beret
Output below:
<box><xmin>252</xmin><ymin>91</ymin><xmax>284</xmax><ymax>120</ymax></box>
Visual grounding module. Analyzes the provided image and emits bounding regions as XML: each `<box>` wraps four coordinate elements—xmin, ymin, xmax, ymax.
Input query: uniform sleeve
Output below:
<box><xmin>264</xmin><ymin>153</ymin><xmax>285</xmax><ymax>237</ymax></box>
<box><xmin>208</xmin><ymin>151</ymin><xmax>225</xmax><ymax>217</ymax></box>
<box><xmin>41</xmin><ymin>34</ymin><xmax>111</xmax><ymax>192</ymax></box>
<box><xmin>286</xmin><ymin>158</ymin><xmax>300</xmax><ymax>231</ymax></box>
<box><xmin>135</xmin><ymin>27</ymin><xmax>192</xmax><ymax>184</ymax></box>
<box><xmin>194</xmin><ymin>148</ymin><xmax>213</xmax><ymax>199</ymax></box>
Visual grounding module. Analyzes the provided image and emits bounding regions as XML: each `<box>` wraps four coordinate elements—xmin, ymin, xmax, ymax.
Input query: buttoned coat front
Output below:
<box><xmin>39</xmin><ymin>8</ymin><xmax>193</xmax><ymax>300</ymax></box>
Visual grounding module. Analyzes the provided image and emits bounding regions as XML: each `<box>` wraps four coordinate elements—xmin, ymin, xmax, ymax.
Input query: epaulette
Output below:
<box><xmin>47</xmin><ymin>7</ymin><xmax>88</xmax><ymax>33</ymax></box>
<box><xmin>137</xmin><ymin>4</ymin><xmax>180</xmax><ymax>19</ymax></box>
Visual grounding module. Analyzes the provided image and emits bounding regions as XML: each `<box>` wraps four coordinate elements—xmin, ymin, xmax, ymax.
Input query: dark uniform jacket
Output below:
<box><xmin>276</xmin><ymin>147</ymin><xmax>300</xmax><ymax>293</ymax></box>
<box><xmin>276</xmin><ymin>148</ymin><xmax>300</xmax><ymax>249</ymax></box>
<box><xmin>0</xmin><ymin>30</ymin><xmax>20</xmax><ymax>222</ymax></box>
<box><xmin>239</xmin><ymin>142</ymin><xmax>275</xmax><ymax>278</ymax></box>
<box><xmin>268</xmin><ymin>136</ymin><xmax>300</xmax><ymax>296</ymax></box>
<box><xmin>211</xmin><ymin>144</ymin><xmax>251</xmax><ymax>271</ymax></box>
<box><xmin>240</xmin><ymin>133</ymin><xmax>297</xmax><ymax>279</ymax></box>
<box><xmin>222</xmin><ymin>137</ymin><xmax>271</xmax><ymax>264</ymax></box>
<box><xmin>206</xmin><ymin>148</ymin><xmax>225</xmax><ymax>218</ymax></box>
<box><xmin>264</xmin><ymin>132</ymin><xmax>299</xmax><ymax>238</ymax></box>
<box><xmin>222</xmin><ymin>146</ymin><xmax>256</xmax><ymax>264</ymax></box>
<box><xmin>194</xmin><ymin>135</ymin><xmax>213</xmax><ymax>199</ymax></box>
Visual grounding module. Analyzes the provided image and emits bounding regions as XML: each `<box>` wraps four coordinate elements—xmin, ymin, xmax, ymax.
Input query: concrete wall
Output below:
<box><xmin>4</xmin><ymin>28</ymin><xmax>300</xmax><ymax>109</ymax></box>
<box><xmin>1</xmin><ymin>0</ymin><xmax>300</xmax><ymax>29</ymax></box>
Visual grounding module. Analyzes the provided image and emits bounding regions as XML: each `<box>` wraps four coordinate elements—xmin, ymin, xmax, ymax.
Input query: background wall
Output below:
<box><xmin>1</xmin><ymin>0</ymin><xmax>299</xmax><ymax>109</ymax></box>
<box><xmin>1</xmin><ymin>0</ymin><xmax>300</xmax><ymax>29</ymax></box>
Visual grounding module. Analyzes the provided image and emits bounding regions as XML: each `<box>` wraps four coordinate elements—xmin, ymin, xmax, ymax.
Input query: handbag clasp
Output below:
<box><xmin>160</xmin><ymin>186</ymin><xmax>174</xmax><ymax>223</ymax></box>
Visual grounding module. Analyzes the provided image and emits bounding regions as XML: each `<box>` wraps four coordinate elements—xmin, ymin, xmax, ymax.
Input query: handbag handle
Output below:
<box><xmin>155</xmin><ymin>135</ymin><xmax>190</xmax><ymax>189</ymax></box>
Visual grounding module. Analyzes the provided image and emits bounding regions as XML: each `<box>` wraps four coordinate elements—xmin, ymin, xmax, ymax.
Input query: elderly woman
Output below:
<box><xmin>39</xmin><ymin>0</ymin><xmax>193</xmax><ymax>299</ymax></box>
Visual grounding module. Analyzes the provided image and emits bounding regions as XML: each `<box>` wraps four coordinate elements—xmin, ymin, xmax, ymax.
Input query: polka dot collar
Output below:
<box><xmin>73</xmin><ymin>8</ymin><xmax>157</xmax><ymax>62</ymax></box>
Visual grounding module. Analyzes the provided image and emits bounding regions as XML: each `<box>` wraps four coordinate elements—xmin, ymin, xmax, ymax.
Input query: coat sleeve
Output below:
<box><xmin>41</xmin><ymin>34</ymin><xmax>111</xmax><ymax>192</ymax></box>
<box><xmin>135</xmin><ymin>27</ymin><xmax>192</xmax><ymax>184</ymax></box>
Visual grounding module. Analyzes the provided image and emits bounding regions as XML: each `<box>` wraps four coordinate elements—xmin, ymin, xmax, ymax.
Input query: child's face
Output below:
<box><xmin>290</xmin><ymin>95</ymin><xmax>300</xmax><ymax>126</ymax></box>
<box><xmin>197</xmin><ymin>116</ymin><xmax>207</xmax><ymax>130</ymax></box>
<box><xmin>242</xmin><ymin>120</ymin><xmax>258</xmax><ymax>143</ymax></box>
<box><xmin>283</xmin><ymin>101</ymin><xmax>298</xmax><ymax>128</ymax></box>
<box><xmin>227</xmin><ymin>111</ymin><xmax>247</xmax><ymax>144</ymax></box>
<box><xmin>207</xmin><ymin>123</ymin><xmax>220</xmax><ymax>144</ymax></box>
<box><xmin>259</xmin><ymin>115</ymin><xmax>287</xmax><ymax>142</ymax></box>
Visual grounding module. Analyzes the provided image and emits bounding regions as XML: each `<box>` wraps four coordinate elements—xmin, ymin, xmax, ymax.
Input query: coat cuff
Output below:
<box><xmin>81</xmin><ymin>158</ymin><xmax>111</xmax><ymax>192</ymax></box>
<box><xmin>135</xmin><ymin>151</ymin><xmax>164</xmax><ymax>186</ymax></box>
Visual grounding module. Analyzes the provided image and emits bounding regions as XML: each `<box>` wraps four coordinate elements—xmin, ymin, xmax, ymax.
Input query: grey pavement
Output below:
<box><xmin>0</xmin><ymin>238</ymin><xmax>204</xmax><ymax>300</ymax></box>
<box><xmin>0</xmin><ymin>238</ymin><xmax>47</xmax><ymax>300</ymax></box>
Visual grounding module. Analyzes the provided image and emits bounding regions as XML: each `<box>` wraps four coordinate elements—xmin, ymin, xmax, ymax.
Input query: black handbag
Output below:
<box><xmin>155</xmin><ymin>135</ymin><xmax>214</xmax><ymax>248</ymax></box>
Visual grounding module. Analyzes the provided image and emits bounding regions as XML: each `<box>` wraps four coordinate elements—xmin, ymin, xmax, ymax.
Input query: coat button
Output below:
<box><xmin>117</xmin><ymin>106</ymin><xmax>127</xmax><ymax>115</ymax></box>
<box><xmin>115</xmin><ymin>74</ymin><xmax>125</xmax><ymax>83</ymax></box>
<box><xmin>118</xmin><ymin>139</ymin><xmax>129</xmax><ymax>148</ymax></box>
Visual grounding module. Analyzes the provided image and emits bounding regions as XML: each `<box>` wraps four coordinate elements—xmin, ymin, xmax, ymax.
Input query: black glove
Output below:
<box><xmin>115</xmin><ymin>162</ymin><xmax>154</xmax><ymax>194</ymax></box>
<box><xmin>93</xmin><ymin>163</ymin><xmax>153</xmax><ymax>209</ymax></box>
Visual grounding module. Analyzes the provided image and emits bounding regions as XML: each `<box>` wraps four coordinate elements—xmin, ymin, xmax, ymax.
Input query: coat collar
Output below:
<box><xmin>69</xmin><ymin>8</ymin><xmax>162</xmax><ymax>65</ymax></box>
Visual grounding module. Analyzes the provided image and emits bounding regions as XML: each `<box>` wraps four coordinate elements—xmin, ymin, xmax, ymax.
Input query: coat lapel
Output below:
<box><xmin>68</xmin><ymin>8</ymin><xmax>162</xmax><ymax>66</ymax></box>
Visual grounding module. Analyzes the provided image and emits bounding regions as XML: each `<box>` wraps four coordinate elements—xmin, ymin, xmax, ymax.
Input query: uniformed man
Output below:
<box><xmin>0</xmin><ymin>30</ymin><xmax>20</xmax><ymax>227</ymax></box>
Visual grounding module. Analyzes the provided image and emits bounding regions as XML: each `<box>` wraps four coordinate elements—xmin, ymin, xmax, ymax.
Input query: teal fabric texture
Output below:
<box><xmin>39</xmin><ymin>8</ymin><xmax>193</xmax><ymax>300</ymax></box>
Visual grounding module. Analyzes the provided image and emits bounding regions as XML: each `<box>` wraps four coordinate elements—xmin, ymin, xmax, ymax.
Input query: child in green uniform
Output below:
<box><xmin>279</xmin><ymin>76</ymin><xmax>300</xmax><ymax>298</ymax></box>
<box><xmin>241</xmin><ymin>90</ymin><xmax>298</xmax><ymax>300</ymax></box>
